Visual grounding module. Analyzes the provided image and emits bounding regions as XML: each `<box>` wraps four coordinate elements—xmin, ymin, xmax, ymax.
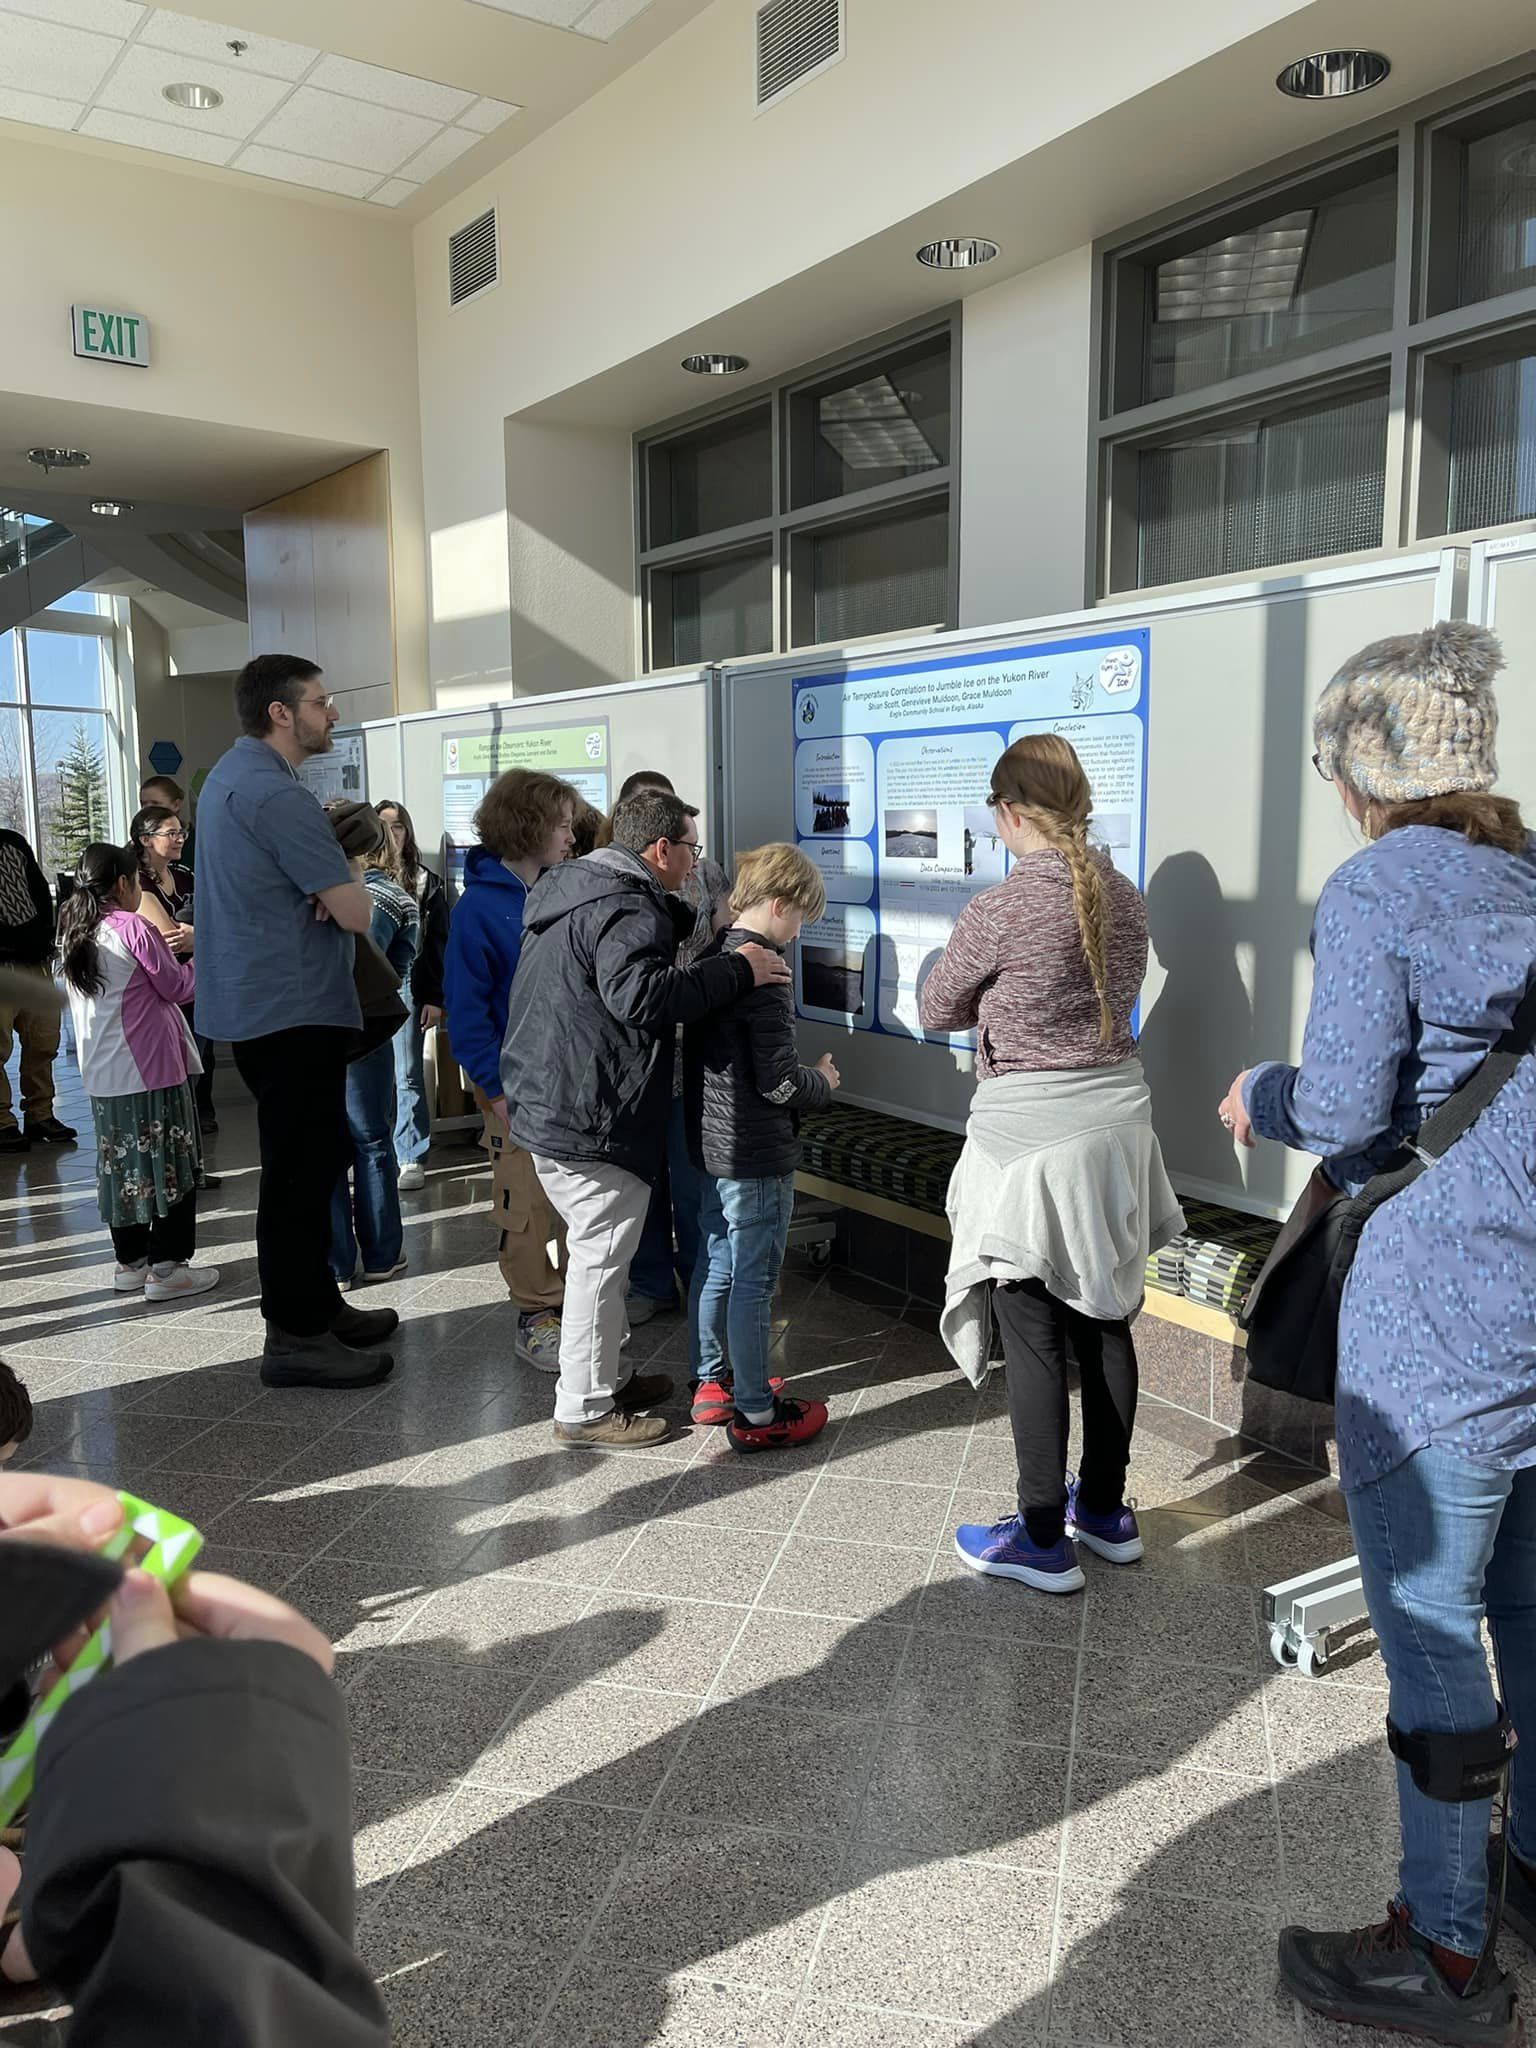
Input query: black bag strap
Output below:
<box><xmin>1356</xmin><ymin>977</ymin><xmax>1536</xmax><ymax>1212</ymax></box>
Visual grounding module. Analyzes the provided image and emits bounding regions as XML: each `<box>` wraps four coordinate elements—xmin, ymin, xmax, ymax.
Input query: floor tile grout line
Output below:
<box><xmin>1043</xmin><ymin>1547</ymin><xmax>1090</xmax><ymax>2040</ymax></box>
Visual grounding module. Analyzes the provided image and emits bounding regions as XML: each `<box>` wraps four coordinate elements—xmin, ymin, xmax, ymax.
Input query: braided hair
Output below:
<box><xmin>988</xmin><ymin>734</ymin><xmax>1113</xmax><ymax>1043</ymax></box>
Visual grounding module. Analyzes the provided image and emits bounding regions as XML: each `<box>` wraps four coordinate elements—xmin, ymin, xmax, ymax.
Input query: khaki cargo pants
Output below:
<box><xmin>0</xmin><ymin>961</ymin><xmax>61</xmax><ymax>1132</ymax></box>
<box><xmin>474</xmin><ymin>1086</ymin><xmax>565</xmax><ymax>1311</ymax></box>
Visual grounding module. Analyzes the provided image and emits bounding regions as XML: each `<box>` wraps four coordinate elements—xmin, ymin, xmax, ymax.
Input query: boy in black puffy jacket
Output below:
<box><xmin>684</xmin><ymin>844</ymin><xmax>840</xmax><ymax>1452</ymax></box>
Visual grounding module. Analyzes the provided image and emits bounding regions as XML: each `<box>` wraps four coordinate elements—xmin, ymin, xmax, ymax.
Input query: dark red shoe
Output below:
<box><xmin>726</xmin><ymin>1396</ymin><xmax>829</xmax><ymax>1455</ymax></box>
<box><xmin>691</xmin><ymin>1375</ymin><xmax>787</xmax><ymax>1426</ymax></box>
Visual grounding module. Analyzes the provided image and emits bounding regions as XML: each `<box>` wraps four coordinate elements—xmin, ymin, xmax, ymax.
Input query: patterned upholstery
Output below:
<box><xmin>798</xmin><ymin>1104</ymin><xmax>1280</xmax><ymax>1315</ymax></box>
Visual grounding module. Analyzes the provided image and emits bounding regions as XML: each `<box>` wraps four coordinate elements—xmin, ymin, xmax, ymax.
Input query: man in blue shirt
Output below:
<box><xmin>196</xmin><ymin>655</ymin><xmax>396</xmax><ymax>1390</ymax></box>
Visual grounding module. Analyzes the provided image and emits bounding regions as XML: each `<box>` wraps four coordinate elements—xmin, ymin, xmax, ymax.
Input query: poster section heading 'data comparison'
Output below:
<box><xmin>790</xmin><ymin>630</ymin><xmax>1149</xmax><ymax>1044</ymax></box>
<box><xmin>440</xmin><ymin>718</ymin><xmax>611</xmax><ymax>887</ymax></box>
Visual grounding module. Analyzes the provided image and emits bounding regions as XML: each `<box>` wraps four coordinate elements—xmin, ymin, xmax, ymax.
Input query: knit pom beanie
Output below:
<box><xmin>1312</xmin><ymin>620</ymin><xmax>1503</xmax><ymax>802</ymax></box>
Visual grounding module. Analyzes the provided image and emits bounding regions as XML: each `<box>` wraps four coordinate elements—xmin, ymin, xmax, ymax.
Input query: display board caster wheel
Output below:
<box><xmin>1270</xmin><ymin>1625</ymin><xmax>1327</xmax><ymax>1676</ymax></box>
<box><xmin>808</xmin><ymin>1241</ymin><xmax>833</xmax><ymax>1270</ymax></box>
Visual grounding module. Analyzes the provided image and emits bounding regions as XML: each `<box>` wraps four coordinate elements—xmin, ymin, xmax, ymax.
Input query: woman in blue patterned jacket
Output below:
<box><xmin>1218</xmin><ymin>621</ymin><xmax>1536</xmax><ymax>2048</ymax></box>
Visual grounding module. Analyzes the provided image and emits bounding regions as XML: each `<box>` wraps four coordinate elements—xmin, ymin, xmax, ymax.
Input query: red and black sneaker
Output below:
<box><xmin>691</xmin><ymin>1375</ymin><xmax>788</xmax><ymax>1426</ymax></box>
<box><xmin>726</xmin><ymin>1396</ymin><xmax>829</xmax><ymax>1455</ymax></box>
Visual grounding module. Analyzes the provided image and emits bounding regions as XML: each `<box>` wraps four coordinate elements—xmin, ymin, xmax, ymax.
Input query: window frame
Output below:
<box><xmin>0</xmin><ymin>601</ymin><xmax>134</xmax><ymax>862</ymax></box>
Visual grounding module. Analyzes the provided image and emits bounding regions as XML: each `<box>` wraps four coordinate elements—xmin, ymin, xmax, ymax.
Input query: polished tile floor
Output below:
<box><xmin>3</xmin><ymin>1046</ymin><xmax>1530</xmax><ymax>2046</ymax></box>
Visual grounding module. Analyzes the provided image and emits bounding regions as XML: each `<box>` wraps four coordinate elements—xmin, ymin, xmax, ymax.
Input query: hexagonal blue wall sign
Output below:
<box><xmin>147</xmin><ymin>741</ymin><xmax>183</xmax><ymax>777</ymax></box>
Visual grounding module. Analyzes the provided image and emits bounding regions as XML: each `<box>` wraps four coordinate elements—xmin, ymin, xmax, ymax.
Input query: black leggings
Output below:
<box><xmin>993</xmin><ymin>1276</ymin><xmax>1139</xmax><ymax>1548</ymax></box>
<box><xmin>110</xmin><ymin>1188</ymin><xmax>197</xmax><ymax>1269</ymax></box>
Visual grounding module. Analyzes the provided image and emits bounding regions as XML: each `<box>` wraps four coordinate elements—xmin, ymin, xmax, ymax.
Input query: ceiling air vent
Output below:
<box><xmin>756</xmin><ymin>0</ymin><xmax>843</xmax><ymax>111</ymax></box>
<box><xmin>449</xmin><ymin>207</ymin><xmax>498</xmax><ymax>309</ymax></box>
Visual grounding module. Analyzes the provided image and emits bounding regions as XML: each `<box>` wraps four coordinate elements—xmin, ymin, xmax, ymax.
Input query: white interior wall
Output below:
<box><xmin>504</xmin><ymin>419</ymin><xmax>636</xmax><ymax>698</ymax></box>
<box><xmin>169</xmin><ymin>621</ymin><xmax>250</xmax><ymax>675</ymax></box>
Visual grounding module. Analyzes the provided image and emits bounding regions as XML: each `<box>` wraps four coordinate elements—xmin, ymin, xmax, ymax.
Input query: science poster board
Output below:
<box><xmin>790</xmin><ymin>630</ymin><xmax>1149</xmax><ymax>1043</ymax></box>
<box><xmin>440</xmin><ymin>717</ymin><xmax>610</xmax><ymax>888</ymax></box>
<box><xmin>296</xmin><ymin>729</ymin><xmax>367</xmax><ymax>806</ymax></box>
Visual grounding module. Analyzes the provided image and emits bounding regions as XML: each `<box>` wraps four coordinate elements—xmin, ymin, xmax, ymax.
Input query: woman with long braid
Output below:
<box><xmin>920</xmin><ymin>735</ymin><xmax>1183</xmax><ymax>1593</ymax></box>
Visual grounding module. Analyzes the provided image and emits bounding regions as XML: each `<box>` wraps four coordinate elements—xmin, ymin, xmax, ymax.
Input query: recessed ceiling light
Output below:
<box><xmin>681</xmin><ymin>353</ymin><xmax>749</xmax><ymax>376</ymax></box>
<box><xmin>27</xmin><ymin>448</ymin><xmax>91</xmax><ymax>472</ymax></box>
<box><xmin>90</xmin><ymin>500</ymin><xmax>132</xmax><ymax>517</ymax></box>
<box><xmin>916</xmin><ymin>237</ymin><xmax>1000</xmax><ymax>270</ymax></box>
<box><xmin>1276</xmin><ymin>51</ymin><xmax>1390</xmax><ymax>99</ymax></box>
<box><xmin>162</xmin><ymin>81</ymin><xmax>225</xmax><ymax>111</ymax></box>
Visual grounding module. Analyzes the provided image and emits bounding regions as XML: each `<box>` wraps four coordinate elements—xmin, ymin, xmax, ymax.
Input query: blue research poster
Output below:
<box><xmin>790</xmin><ymin>629</ymin><xmax>1150</xmax><ymax>1045</ymax></box>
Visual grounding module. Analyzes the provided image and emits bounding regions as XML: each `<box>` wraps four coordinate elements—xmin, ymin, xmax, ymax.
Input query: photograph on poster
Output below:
<box><xmin>962</xmin><ymin>804</ymin><xmax>1005</xmax><ymax>882</ymax></box>
<box><xmin>813</xmin><ymin>786</ymin><xmax>853</xmax><ymax>833</ymax></box>
<box><xmin>883</xmin><ymin>808</ymin><xmax>939</xmax><ymax>859</ymax></box>
<box><xmin>803</xmin><ymin>944</ymin><xmax>866</xmax><ymax>1015</ymax></box>
<box><xmin>1091</xmin><ymin>810</ymin><xmax>1134</xmax><ymax>853</ymax></box>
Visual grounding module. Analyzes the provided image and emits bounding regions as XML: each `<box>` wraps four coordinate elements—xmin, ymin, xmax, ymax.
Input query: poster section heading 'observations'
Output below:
<box><xmin>790</xmin><ymin>630</ymin><xmax>1149</xmax><ymax>1044</ymax></box>
<box><xmin>440</xmin><ymin>719</ymin><xmax>611</xmax><ymax>888</ymax></box>
<box><xmin>296</xmin><ymin>730</ymin><xmax>367</xmax><ymax>807</ymax></box>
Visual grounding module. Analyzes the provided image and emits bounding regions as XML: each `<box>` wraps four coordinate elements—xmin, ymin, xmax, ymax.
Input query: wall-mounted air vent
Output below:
<box><xmin>449</xmin><ymin>207</ymin><xmax>499</xmax><ymax>308</ymax></box>
<box><xmin>756</xmin><ymin>0</ymin><xmax>844</xmax><ymax>111</ymax></box>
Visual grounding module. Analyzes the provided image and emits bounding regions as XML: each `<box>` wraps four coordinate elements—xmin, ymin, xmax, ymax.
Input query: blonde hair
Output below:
<box><xmin>989</xmin><ymin>734</ymin><xmax>1113</xmax><ymax>1043</ymax></box>
<box><xmin>731</xmin><ymin>842</ymin><xmax>827</xmax><ymax>923</ymax></box>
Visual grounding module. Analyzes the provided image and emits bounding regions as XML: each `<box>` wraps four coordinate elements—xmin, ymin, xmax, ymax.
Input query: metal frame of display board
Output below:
<box><xmin>1467</xmin><ymin>528</ymin><xmax>1536</xmax><ymax>625</ymax></box>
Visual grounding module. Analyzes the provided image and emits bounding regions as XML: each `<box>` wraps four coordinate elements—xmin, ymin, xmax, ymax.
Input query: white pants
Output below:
<box><xmin>533</xmin><ymin>1155</ymin><xmax>651</xmax><ymax>1426</ymax></box>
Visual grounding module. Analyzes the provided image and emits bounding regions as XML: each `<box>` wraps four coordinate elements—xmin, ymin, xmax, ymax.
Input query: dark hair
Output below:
<box><xmin>139</xmin><ymin>775</ymin><xmax>185</xmax><ymax>806</ymax></box>
<box><xmin>618</xmin><ymin>769</ymin><xmax>674</xmax><ymax>803</ymax></box>
<box><xmin>235</xmin><ymin>654</ymin><xmax>322</xmax><ymax>738</ymax></box>
<box><xmin>473</xmin><ymin>770</ymin><xmax>578</xmax><ymax>863</ymax></box>
<box><xmin>1371</xmin><ymin>791</ymin><xmax>1529</xmax><ymax>856</ymax></box>
<box><xmin>58</xmin><ymin>843</ymin><xmax>138</xmax><ymax>996</ymax></box>
<box><xmin>129</xmin><ymin>804</ymin><xmax>182</xmax><ymax>878</ymax></box>
<box><xmin>611</xmin><ymin>790</ymin><xmax>697</xmax><ymax>856</ymax></box>
<box><xmin>375</xmin><ymin>799</ymin><xmax>421</xmax><ymax>893</ymax></box>
<box><xmin>0</xmin><ymin>1360</ymin><xmax>32</xmax><ymax>1449</ymax></box>
<box><xmin>569</xmin><ymin>801</ymin><xmax>604</xmax><ymax>859</ymax></box>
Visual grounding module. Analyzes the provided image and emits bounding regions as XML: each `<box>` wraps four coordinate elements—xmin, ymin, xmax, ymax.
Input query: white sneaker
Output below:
<box><xmin>397</xmin><ymin>1162</ymin><xmax>425</xmax><ymax>1191</ymax></box>
<box><xmin>144</xmin><ymin>1262</ymin><xmax>220</xmax><ymax>1303</ymax></box>
<box><xmin>514</xmin><ymin>1309</ymin><xmax>562</xmax><ymax>1373</ymax></box>
<box><xmin>113</xmin><ymin>1260</ymin><xmax>149</xmax><ymax>1293</ymax></box>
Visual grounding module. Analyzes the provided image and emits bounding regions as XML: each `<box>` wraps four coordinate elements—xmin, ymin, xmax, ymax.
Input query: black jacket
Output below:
<box><xmin>685</xmin><ymin>927</ymin><xmax>832</xmax><ymax>1179</ymax></box>
<box><xmin>411</xmin><ymin>864</ymin><xmax>450</xmax><ymax>1012</ymax></box>
<box><xmin>501</xmin><ymin>846</ymin><xmax>754</xmax><ymax>1180</ymax></box>
<box><xmin>0</xmin><ymin>829</ymin><xmax>54</xmax><ymax>966</ymax></box>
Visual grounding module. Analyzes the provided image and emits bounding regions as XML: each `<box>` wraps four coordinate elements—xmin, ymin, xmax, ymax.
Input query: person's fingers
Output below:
<box><xmin>108</xmin><ymin>1568</ymin><xmax>181</xmax><ymax>1664</ymax></box>
<box><xmin>172</xmin><ymin>1572</ymin><xmax>334</xmax><ymax>1676</ymax></box>
<box><xmin>2</xmin><ymin>1924</ymin><xmax>36</xmax><ymax>1986</ymax></box>
<box><xmin>0</xmin><ymin>1476</ymin><xmax>124</xmax><ymax>1553</ymax></box>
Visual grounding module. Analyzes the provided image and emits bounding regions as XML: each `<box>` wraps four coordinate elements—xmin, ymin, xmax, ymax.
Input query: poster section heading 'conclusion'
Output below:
<box><xmin>441</xmin><ymin>718</ymin><xmax>611</xmax><ymax>886</ymax></box>
<box><xmin>790</xmin><ymin>629</ymin><xmax>1150</xmax><ymax>1045</ymax></box>
<box><xmin>296</xmin><ymin>731</ymin><xmax>367</xmax><ymax>807</ymax></box>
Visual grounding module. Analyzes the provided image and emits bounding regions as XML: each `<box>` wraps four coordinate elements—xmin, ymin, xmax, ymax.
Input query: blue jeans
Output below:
<box><xmin>629</xmin><ymin>1094</ymin><xmax>704</xmax><ymax>1304</ymax></box>
<box><xmin>330</xmin><ymin>1042</ymin><xmax>404</xmax><ymax>1280</ymax></box>
<box><xmin>1346</xmin><ymin>1444</ymin><xmax>1536</xmax><ymax>1954</ymax></box>
<box><xmin>392</xmin><ymin>999</ymin><xmax>430</xmax><ymax>1165</ymax></box>
<box><xmin>688</xmin><ymin>1172</ymin><xmax>795</xmax><ymax>1414</ymax></box>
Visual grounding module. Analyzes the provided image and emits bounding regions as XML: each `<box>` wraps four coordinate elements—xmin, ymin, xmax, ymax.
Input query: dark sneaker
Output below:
<box><xmin>554</xmin><ymin>1410</ymin><xmax>670</xmax><ymax>1449</ymax></box>
<box><xmin>624</xmin><ymin>1292</ymin><xmax>674</xmax><ymax>1327</ymax></box>
<box><xmin>614</xmin><ymin>1371</ymin><xmax>674</xmax><ymax>1411</ymax></box>
<box><xmin>1278</xmin><ymin>1904</ymin><xmax>1520</xmax><ymax>2046</ymax></box>
<box><xmin>0</xmin><ymin>1128</ymin><xmax>27</xmax><ymax>1155</ymax></box>
<box><xmin>262</xmin><ymin>1326</ymin><xmax>394</xmax><ymax>1389</ymax></box>
<box><xmin>24</xmin><ymin>1117</ymin><xmax>76</xmax><ymax>1144</ymax></box>
<box><xmin>330</xmin><ymin>1302</ymin><xmax>400</xmax><ymax>1349</ymax></box>
<box><xmin>691</xmin><ymin>1374</ymin><xmax>789</xmax><ymax>1426</ymax></box>
<box><xmin>1491</xmin><ymin>1838</ymin><xmax>1536</xmax><ymax>1955</ymax></box>
<box><xmin>954</xmin><ymin>1514</ymin><xmax>1085</xmax><ymax>1594</ymax></box>
<box><xmin>726</xmin><ymin>1396</ymin><xmax>828</xmax><ymax>1455</ymax></box>
<box><xmin>198</xmin><ymin>1111</ymin><xmax>219</xmax><ymax>1134</ymax></box>
<box><xmin>1066</xmin><ymin>1472</ymin><xmax>1144</xmax><ymax>1563</ymax></box>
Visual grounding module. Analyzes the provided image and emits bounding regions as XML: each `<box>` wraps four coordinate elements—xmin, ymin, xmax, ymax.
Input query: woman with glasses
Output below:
<box><xmin>919</xmin><ymin>734</ymin><xmax>1183</xmax><ymax>1594</ymax></box>
<box><xmin>130</xmin><ymin>803</ymin><xmax>217</xmax><ymax>1135</ymax></box>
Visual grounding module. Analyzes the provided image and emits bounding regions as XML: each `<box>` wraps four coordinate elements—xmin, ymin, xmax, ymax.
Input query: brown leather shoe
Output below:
<box><xmin>614</xmin><ymin>1370</ymin><xmax>674</xmax><ymax>1411</ymax></box>
<box><xmin>553</xmin><ymin>1409</ymin><xmax>670</xmax><ymax>1448</ymax></box>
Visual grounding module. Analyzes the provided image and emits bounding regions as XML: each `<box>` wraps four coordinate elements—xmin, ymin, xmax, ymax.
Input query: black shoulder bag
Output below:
<box><xmin>1240</xmin><ymin>980</ymin><xmax>1536</xmax><ymax>1405</ymax></box>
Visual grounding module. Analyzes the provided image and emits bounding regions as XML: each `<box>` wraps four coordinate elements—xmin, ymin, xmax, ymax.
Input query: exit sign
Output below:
<box><xmin>71</xmin><ymin>305</ymin><xmax>151</xmax><ymax>367</ymax></box>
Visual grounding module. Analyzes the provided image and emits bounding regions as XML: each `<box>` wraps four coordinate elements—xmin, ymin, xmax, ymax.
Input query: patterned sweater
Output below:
<box><xmin>918</xmin><ymin>849</ymin><xmax>1148</xmax><ymax>1076</ymax></box>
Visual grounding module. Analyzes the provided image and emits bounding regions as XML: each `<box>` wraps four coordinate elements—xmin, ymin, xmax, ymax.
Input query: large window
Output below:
<box><xmin>1097</xmin><ymin>72</ymin><xmax>1536</xmax><ymax>593</ymax></box>
<box><xmin>637</xmin><ymin>324</ymin><xmax>956</xmax><ymax>669</ymax></box>
<box><xmin>0</xmin><ymin>605</ymin><xmax>132</xmax><ymax>879</ymax></box>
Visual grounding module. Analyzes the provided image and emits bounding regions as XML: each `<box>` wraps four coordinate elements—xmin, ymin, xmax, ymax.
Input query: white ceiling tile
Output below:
<box><xmin>231</xmin><ymin>141</ymin><xmax>377</xmax><ymax>197</ymax></box>
<box><xmin>0</xmin><ymin>80</ymin><xmax>83</xmax><ymax>130</ymax></box>
<box><xmin>0</xmin><ymin>14</ymin><xmax>121</xmax><ymax>101</ymax></box>
<box><xmin>458</xmin><ymin>95</ymin><xmax>520</xmax><ymax>134</ymax></box>
<box><xmin>305</xmin><ymin>53</ymin><xmax>472</xmax><ymax>124</ymax></box>
<box><xmin>6</xmin><ymin>0</ymin><xmax>141</xmax><ymax>34</ymax></box>
<box><xmin>137</xmin><ymin>10</ymin><xmax>318</xmax><ymax>82</ymax></box>
<box><xmin>80</xmin><ymin>104</ymin><xmax>236</xmax><ymax>163</ymax></box>
<box><xmin>465</xmin><ymin>0</ymin><xmax>590</xmax><ymax>25</ymax></box>
<box><xmin>256</xmin><ymin>85</ymin><xmax>438</xmax><ymax>173</ymax></box>
<box><xmin>396</xmin><ymin>123</ymin><xmax>478</xmax><ymax>184</ymax></box>
<box><xmin>369</xmin><ymin>177</ymin><xmax>418</xmax><ymax>208</ymax></box>
<box><xmin>96</xmin><ymin>40</ymin><xmax>292</xmax><ymax>138</ymax></box>
<box><xmin>572</xmin><ymin>0</ymin><xmax>655</xmax><ymax>38</ymax></box>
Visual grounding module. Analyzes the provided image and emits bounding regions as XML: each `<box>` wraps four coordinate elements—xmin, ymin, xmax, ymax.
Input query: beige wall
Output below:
<box><xmin>504</xmin><ymin>420</ymin><xmax>636</xmax><ymax>698</ymax></box>
<box><xmin>128</xmin><ymin>603</ymin><xmax>237</xmax><ymax>805</ymax></box>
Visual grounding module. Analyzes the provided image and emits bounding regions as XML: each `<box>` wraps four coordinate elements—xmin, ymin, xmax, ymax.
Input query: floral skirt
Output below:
<box><xmin>91</xmin><ymin>1084</ymin><xmax>204</xmax><ymax>1229</ymax></box>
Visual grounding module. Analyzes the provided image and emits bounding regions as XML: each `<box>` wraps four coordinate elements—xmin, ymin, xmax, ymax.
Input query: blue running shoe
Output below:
<box><xmin>954</xmin><ymin>1515</ymin><xmax>1085</xmax><ymax>1594</ymax></box>
<box><xmin>1065</xmin><ymin>1473</ymin><xmax>1144</xmax><ymax>1563</ymax></box>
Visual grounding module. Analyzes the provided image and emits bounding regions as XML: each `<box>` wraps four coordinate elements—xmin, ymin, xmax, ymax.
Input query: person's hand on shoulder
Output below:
<box><xmin>737</xmin><ymin>943</ymin><xmax>791</xmax><ymax>988</ymax></box>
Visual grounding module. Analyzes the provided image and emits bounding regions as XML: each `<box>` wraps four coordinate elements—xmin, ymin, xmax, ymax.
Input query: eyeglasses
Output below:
<box><xmin>675</xmin><ymin>840</ymin><xmax>703</xmax><ymax>865</ymax></box>
<box><xmin>1311</xmin><ymin>752</ymin><xmax>1332</xmax><ymax>782</ymax></box>
<box><xmin>152</xmin><ymin>827</ymin><xmax>186</xmax><ymax>841</ymax></box>
<box><xmin>298</xmin><ymin>692</ymin><xmax>336</xmax><ymax>713</ymax></box>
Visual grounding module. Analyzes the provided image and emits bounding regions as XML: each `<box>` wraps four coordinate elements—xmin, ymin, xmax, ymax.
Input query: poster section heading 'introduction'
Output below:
<box><xmin>296</xmin><ymin>730</ymin><xmax>367</xmax><ymax>807</ymax></box>
<box><xmin>440</xmin><ymin>718</ymin><xmax>611</xmax><ymax>886</ymax></box>
<box><xmin>790</xmin><ymin>629</ymin><xmax>1150</xmax><ymax>1044</ymax></box>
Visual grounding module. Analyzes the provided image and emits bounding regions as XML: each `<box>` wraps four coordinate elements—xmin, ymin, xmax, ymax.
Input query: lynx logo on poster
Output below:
<box><xmin>790</xmin><ymin>629</ymin><xmax>1151</xmax><ymax>1045</ymax></box>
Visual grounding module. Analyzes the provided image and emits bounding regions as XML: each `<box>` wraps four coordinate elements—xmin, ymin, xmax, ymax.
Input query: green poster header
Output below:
<box><xmin>443</xmin><ymin>720</ymin><xmax>609</xmax><ymax>777</ymax></box>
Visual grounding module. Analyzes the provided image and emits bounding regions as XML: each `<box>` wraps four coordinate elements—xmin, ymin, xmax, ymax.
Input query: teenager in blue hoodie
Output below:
<box><xmin>442</xmin><ymin>768</ymin><xmax>577</xmax><ymax>1371</ymax></box>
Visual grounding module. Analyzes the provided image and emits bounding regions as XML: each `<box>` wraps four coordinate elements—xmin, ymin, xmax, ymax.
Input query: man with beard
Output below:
<box><xmin>195</xmin><ymin>656</ymin><xmax>394</xmax><ymax>1391</ymax></box>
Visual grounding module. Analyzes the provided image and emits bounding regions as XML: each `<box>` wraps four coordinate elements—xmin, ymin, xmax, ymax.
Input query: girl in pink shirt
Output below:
<box><xmin>58</xmin><ymin>844</ymin><xmax>219</xmax><ymax>1304</ymax></box>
